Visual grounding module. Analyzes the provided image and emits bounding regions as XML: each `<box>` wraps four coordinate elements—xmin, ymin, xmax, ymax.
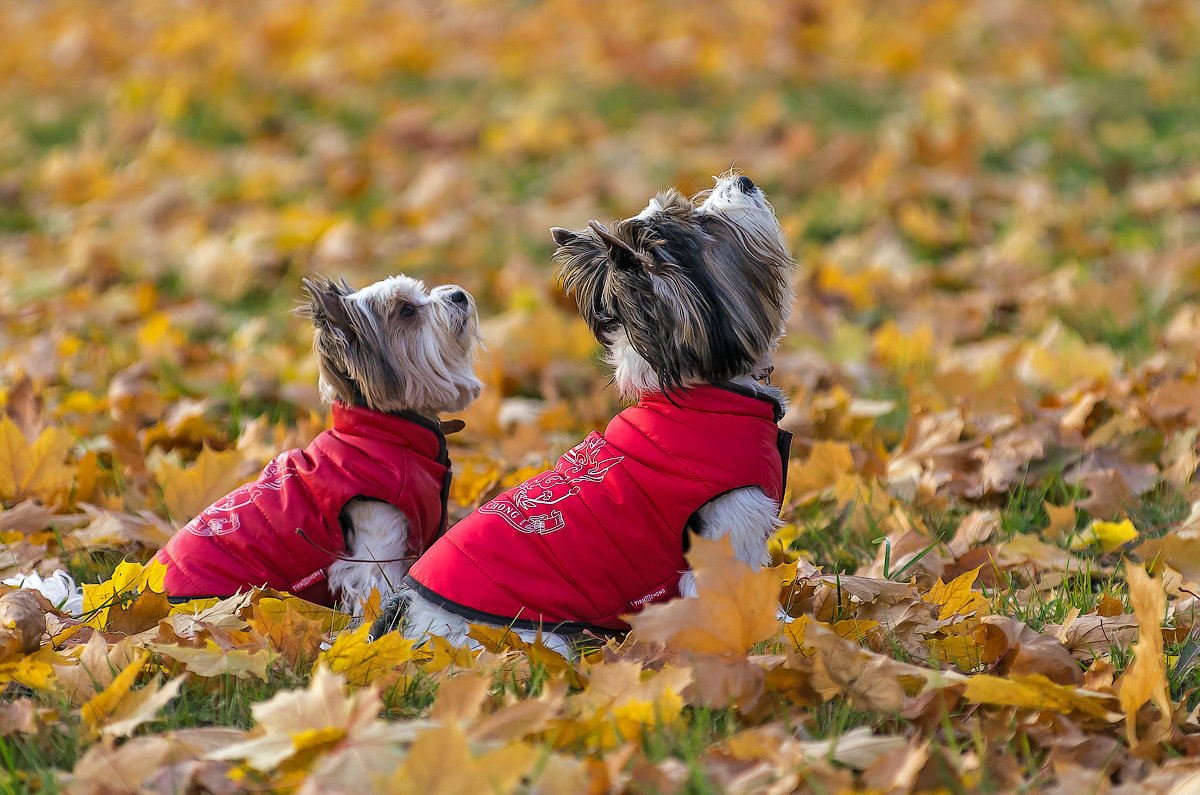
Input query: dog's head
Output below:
<box><xmin>552</xmin><ymin>172</ymin><xmax>795</xmax><ymax>397</ymax></box>
<box><xmin>299</xmin><ymin>274</ymin><xmax>483</xmax><ymax>416</ymax></box>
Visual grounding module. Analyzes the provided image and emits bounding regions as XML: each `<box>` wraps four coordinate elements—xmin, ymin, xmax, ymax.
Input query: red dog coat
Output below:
<box><xmin>156</xmin><ymin>402</ymin><xmax>452</xmax><ymax>606</ymax></box>
<box><xmin>405</xmin><ymin>384</ymin><xmax>790</xmax><ymax>634</ymax></box>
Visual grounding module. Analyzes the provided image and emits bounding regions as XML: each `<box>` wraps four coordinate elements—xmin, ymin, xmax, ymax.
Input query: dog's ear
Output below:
<box><xmin>550</xmin><ymin>227</ymin><xmax>577</xmax><ymax>247</ymax></box>
<box><xmin>553</xmin><ymin>226</ymin><xmax>618</xmax><ymax>341</ymax></box>
<box><xmin>300</xmin><ymin>276</ymin><xmax>356</xmax><ymax>335</ymax></box>
<box><xmin>587</xmin><ymin>220</ymin><xmax>655</xmax><ymax>272</ymax></box>
<box><xmin>300</xmin><ymin>277</ymin><xmax>362</xmax><ymax>404</ymax></box>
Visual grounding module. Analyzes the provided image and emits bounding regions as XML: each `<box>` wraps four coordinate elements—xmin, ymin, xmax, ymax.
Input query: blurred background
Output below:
<box><xmin>3</xmin><ymin>0</ymin><xmax>1200</xmax><ymax>564</ymax></box>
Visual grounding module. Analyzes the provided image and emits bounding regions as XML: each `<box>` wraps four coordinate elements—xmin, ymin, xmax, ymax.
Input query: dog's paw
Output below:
<box><xmin>367</xmin><ymin>590</ymin><xmax>410</xmax><ymax>641</ymax></box>
<box><xmin>678</xmin><ymin>570</ymin><xmax>698</xmax><ymax>599</ymax></box>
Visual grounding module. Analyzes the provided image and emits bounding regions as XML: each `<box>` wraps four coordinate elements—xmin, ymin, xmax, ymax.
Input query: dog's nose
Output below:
<box><xmin>448</xmin><ymin>290</ymin><xmax>469</xmax><ymax>305</ymax></box>
<box><xmin>735</xmin><ymin>176</ymin><xmax>756</xmax><ymax>193</ymax></box>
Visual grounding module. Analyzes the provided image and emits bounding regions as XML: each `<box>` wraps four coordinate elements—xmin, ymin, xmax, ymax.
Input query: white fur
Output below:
<box><xmin>328</xmin><ymin>500</ymin><xmax>413</xmax><ymax>617</ymax></box>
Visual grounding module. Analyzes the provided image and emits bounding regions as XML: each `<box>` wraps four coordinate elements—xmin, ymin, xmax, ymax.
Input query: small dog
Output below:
<box><xmin>371</xmin><ymin>173</ymin><xmax>795</xmax><ymax>655</ymax></box>
<box><xmin>156</xmin><ymin>275</ymin><xmax>482</xmax><ymax>616</ymax></box>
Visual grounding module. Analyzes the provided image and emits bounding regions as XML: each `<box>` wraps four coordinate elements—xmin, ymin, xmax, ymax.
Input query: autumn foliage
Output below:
<box><xmin>3</xmin><ymin>0</ymin><xmax>1200</xmax><ymax>792</ymax></box>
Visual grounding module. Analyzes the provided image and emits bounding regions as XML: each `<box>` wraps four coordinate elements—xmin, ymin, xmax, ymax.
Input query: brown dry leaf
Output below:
<box><xmin>947</xmin><ymin>509</ymin><xmax>999</xmax><ymax>559</ymax></box>
<box><xmin>1134</xmin><ymin>502</ymin><xmax>1200</xmax><ymax>581</ymax></box>
<box><xmin>0</xmin><ymin>697</ymin><xmax>44</xmax><ymax>736</ymax></box>
<box><xmin>430</xmin><ymin>672</ymin><xmax>490</xmax><ymax>725</ymax></box>
<box><xmin>796</xmin><ymin>617</ymin><xmax>927</xmax><ymax>712</ymax></box>
<box><xmin>861</xmin><ymin>737</ymin><xmax>931</xmax><ymax>794</ymax></box>
<box><xmin>54</xmin><ymin>632</ymin><xmax>142</xmax><ymax>705</ymax></box>
<box><xmin>468</xmin><ymin>678</ymin><xmax>568</xmax><ymax>744</ymax></box>
<box><xmin>1117</xmin><ymin>562</ymin><xmax>1173</xmax><ymax>747</ymax></box>
<box><xmin>1043</xmin><ymin>502</ymin><xmax>1080</xmax><ymax>543</ymax></box>
<box><xmin>978</xmin><ymin>615</ymin><xmax>1083</xmax><ymax>685</ymax></box>
<box><xmin>628</xmin><ymin>535</ymin><xmax>781</xmax><ymax>655</ymax></box>
<box><xmin>0</xmin><ymin>588</ymin><xmax>47</xmax><ymax>661</ymax></box>
<box><xmin>796</xmin><ymin>726</ymin><xmax>908</xmax><ymax>770</ymax></box>
<box><xmin>0</xmin><ymin>499</ymin><xmax>56</xmax><ymax>535</ymax></box>
<box><xmin>248</xmin><ymin>598</ymin><xmax>327</xmax><ymax>669</ymax></box>
<box><xmin>1047</xmin><ymin>613</ymin><xmax>1141</xmax><ymax>662</ymax></box>
<box><xmin>684</xmin><ymin>655</ymin><xmax>768</xmax><ymax>715</ymax></box>
<box><xmin>66</xmin><ymin>736</ymin><xmax>175</xmax><ymax>795</ymax></box>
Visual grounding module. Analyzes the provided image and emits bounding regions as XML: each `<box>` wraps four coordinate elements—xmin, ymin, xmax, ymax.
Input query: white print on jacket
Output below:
<box><xmin>479</xmin><ymin>435</ymin><xmax>625</xmax><ymax>535</ymax></box>
<box><xmin>183</xmin><ymin>456</ymin><xmax>297</xmax><ymax>537</ymax></box>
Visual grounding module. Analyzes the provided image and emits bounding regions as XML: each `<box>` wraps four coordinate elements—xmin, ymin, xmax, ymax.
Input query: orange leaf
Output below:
<box><xmin>628</xmin><ymin>536</ymin><xmax>781</xmax><ymax>655</ymax></box>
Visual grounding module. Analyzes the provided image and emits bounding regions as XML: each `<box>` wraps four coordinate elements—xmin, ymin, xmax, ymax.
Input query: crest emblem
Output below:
<box><xmin>479</xmin><ymin>434</ymin><xmax>624</xmax><ymax>535</ymax></box>
<box><xmin>184</xmin><ymin>455</ymin><xmax>296</xmax><ymax>537</ymax></box>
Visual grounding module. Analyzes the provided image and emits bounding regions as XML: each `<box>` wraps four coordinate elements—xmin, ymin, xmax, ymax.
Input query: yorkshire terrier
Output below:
<box><xmin>371</xmin><ymin>173</ymin><xmax>795</xmax><ymax>654</ymax></box>
<box><xmin>156</xmin><ymin>275</ymin><xmax>482</xmax><ymax>616</ymax></box>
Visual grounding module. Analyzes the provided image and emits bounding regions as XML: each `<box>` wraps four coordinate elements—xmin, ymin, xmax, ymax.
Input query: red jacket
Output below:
<box><xmin>156</xmin><ymin>402</ymin><xmax>452</xmax><ymax>606</ymax></box>
<box><xmin>405</xmin><ymin>384</ymin><xmax>790</xmax><ymax>634</ymax></box>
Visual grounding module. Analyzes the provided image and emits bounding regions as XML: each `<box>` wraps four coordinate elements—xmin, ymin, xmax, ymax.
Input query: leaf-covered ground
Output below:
<box><xmin>2</xmin><ymin>1</ymin><xmax>1200</xmax><ymax>792</ymax></box>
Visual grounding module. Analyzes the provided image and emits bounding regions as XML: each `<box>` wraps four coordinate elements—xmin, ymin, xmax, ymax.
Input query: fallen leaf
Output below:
<box><xmin>151</xmin><ymin>639</ymin><xmax>270</xmax><ymax>680</ymax></box>
<box><xmin>0</xmin><ymin>415</ymin><xmax>77</xmax><ymax>506</ymax></box>
<box><xmin>628</xmin><ymin>536</ymin><xmax>782</xmax><ymax>655</ymax></box>
<box><xmin>152</xmin><ymin>445</ymin><xmax>248</xmax><ymax>523</ymax></box>
<box><xmin>318</xmin><ymin>622</ymin><xmax>416</xmax><ymax>686</ymax></box>
<box><xmin>389</xmin><ymin>723</ymin><xmax>538</xmax><ymax>795</ymax></box>
<box><xmin>1117</xmin><ymin>562</ymin><xmax>1173</xmax><ymax>747</ymax></box>
<box><xmin>0</xmin><ymin>589</ymin><xmax>47</xmax><ymax>661</ymax></box>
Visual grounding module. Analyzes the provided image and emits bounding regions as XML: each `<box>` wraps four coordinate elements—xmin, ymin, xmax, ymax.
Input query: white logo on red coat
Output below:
<box><xmin>183</xmin><ymin>456</ymin><xmax>297</xmax><ymax>537</ymax></box>
<box><xmin>479</xmin><ymin>435</ymin><xmax>624</xmax><ymax>535</ymax></box>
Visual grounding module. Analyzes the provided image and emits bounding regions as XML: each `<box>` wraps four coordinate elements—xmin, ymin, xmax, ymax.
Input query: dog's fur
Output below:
<box><xmin>298</xmin><ymin>274</ymin><xmax>482</xmax><ymax>614</ymax></box>
<box><xmin>371</xmin><ymin>173</ymin><xmax>794</xmax><ymax>655</ymax></box>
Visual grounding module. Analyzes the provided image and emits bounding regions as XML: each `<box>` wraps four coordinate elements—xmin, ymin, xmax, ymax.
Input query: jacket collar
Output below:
<box><xmin>330</xmin><ymin>401</ymin><xmax>450</xmax><ymax>465</ymax></box>
<box><xmin>637</xmin><ymin>383</ymin><xmax>785</xmax><ymax>423</ymax></box>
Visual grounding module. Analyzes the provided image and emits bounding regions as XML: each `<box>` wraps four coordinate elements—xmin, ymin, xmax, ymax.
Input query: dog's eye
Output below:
<box><xmin>399</xmin><ymin>304</ymin><xmax>417</xmax><ymax>318</ymax></box>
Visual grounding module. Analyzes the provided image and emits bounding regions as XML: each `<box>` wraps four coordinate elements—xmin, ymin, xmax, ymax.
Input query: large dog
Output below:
<box><xmin>156</xmin><ymin>275</ymin><xmax>482</xmax><ymax>616</ymax></box>
<box><xmin>372</xmin><ymin>173</ymin><xmax>794</xmax><ymax>655</ymax></box>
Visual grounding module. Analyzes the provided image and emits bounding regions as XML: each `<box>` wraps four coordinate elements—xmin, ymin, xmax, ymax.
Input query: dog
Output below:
<box><xmin>155</xmin><ymin>274</ymin><xmax>482</xmax><ymax>617</ymax></box>
<box><xmin>370</xmin><ymin>172</ymin><xmax>795</xmax><ymax>655</ymax></box>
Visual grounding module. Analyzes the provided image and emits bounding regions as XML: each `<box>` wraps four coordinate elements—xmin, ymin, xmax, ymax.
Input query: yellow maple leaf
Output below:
<box><xmin>80</xmin><ymin>558</ymin><xmax>162</xmax><ymax>630</ymax></box>
<box><xmin>390</xmin><ymin>724</ymin><xmax>538</xmax><ymax>795</ymax></box>
<box><xmin>960</xmin><ymin>673</ymin><xmax>1118</xmax><ymax>720</ymax></box>
<box><xmin>152</xmin><ymin>444</ymin><xmax>248</xmax><ymax>523</ymax></box>
<box><xmin>786</xmin><ymin>440</ymin><xmax>856</xmax><ymax>505</ymax></box>
<box><xmin>0</xmin><ymin>645</ymin><xmax>64</xmax><ymax>691</ymax></box>
<box><xmin>0</xmin><ymin>415</ymin><xmax>77</xmax><ymax>506</ymax></box>
<box><xmin>628</xmin><ymin>536</ymin><xmax>782</xmax><ymax>655</ymax></box>
<box><xmin>318</xmin><ymin>622</ymin><xmax>416</xmax><ymax>686</ymax></box>
<box><xmin>1118</xmin><ymin>563</ymin><xmax>1173</xmax><ymax>746</ymax></box>
<box><xmin>1077</xmin><ymin>519</ymin><xmax>1139</xmax><ymax>553</ymax></box>
<box><xmin>925</xmin><ymin>567</ymin><xmax>990</xmax><ymax>619</ymax></box>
